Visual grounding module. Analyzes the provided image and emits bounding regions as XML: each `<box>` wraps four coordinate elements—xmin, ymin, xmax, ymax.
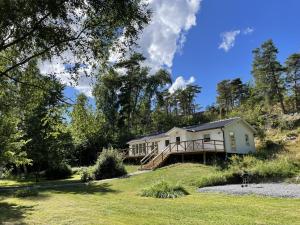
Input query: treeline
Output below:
<box><xmin>71</xmin><ymin>53</ymin><xmax>203</xmax><ymax>165</ymax></box>
<box><xmin>1</xmin><ymin>38</ymin><xmax>299</xmax><ymax>175</ymax></box>
<box><xmin>211</xmin><ymin>40</ymin><xmax>300</xmax><ymax>128</ymax></box>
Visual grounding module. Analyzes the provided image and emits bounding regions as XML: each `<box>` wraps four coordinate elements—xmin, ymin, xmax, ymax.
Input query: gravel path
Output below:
<box><xmin>198</xmin><ymin>183</ymin><xmax>300</xmax><ymax>198</ymax></box>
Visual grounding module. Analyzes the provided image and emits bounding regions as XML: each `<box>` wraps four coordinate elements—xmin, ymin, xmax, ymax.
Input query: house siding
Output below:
<box><xmin>127</xmin><ymin>118</ymin><xmax>256</xmax><ymax>156</ymax></box>
<box><xmin>224</xmin><ymin>120</ymin><xmax>256</xmax><ymax>154</ymax></box>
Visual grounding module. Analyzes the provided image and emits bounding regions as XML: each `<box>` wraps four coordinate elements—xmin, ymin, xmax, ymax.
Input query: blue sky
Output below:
<box><xmin>62</xmin><ymin>0</ymin><xmax>300</xmax><ymax>109</ymax></box>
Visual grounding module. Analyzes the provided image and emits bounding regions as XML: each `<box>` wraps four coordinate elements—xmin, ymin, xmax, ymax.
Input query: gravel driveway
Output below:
<box><xmin>198</xmin><ymin>183</ymin><xmax>300</xmax><ymax>198</ymax></box>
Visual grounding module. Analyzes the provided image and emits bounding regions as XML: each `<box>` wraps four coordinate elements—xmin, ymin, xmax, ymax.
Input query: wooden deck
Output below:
<box><xmin>123</xmin><ymin>139</ymin><xmax>225</xmax><ymax>170</ymax></box>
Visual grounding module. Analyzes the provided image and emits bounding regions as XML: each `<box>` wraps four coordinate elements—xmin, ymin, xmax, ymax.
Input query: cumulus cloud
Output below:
<box><xmin>218</xmin><ymin>30</ymin><xmax>241</xmax><ymax>52</ymax></box>
<box><xmin>168</xmin><ymin>76</ymin><xmax>195</xmax><ymax>94</ymax></box>
<box><xmin>137</xmin><ymin>0</ymin><xmax>201</xmax><ymax>71</ymax></box>
<box><xmin>39</xmin><ymin>0</ymin><xmax>202</xmax><ymax>97</ymax></box>
<box><xmin>218</xmin><ymin>27</ymin><xmax>254</xmax><ymax>52</ymax></box>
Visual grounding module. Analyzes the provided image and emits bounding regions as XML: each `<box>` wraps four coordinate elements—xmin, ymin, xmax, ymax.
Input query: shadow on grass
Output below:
<box><xmin>48</xmin><ymin>182</ymin><xmax>120</xmax><ymax>195</ymax></box>
<box><xmin>0</xmin><ymin>201</ymin><xmax>33</xmax><ymax>225</ymax></box>
<box><xmin>0</xmin><ymin>182</ymin><xmax>120</xmax><ymax>197</ymax></box>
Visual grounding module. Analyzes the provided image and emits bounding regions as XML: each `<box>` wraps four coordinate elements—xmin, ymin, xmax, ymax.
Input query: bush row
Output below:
<box><xmin>196</xmin><ymin>155</ymin><xmax>300</xmax><ymax>188</ymax></box>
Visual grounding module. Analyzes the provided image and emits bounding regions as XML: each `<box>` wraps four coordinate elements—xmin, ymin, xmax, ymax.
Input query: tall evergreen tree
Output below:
<box><xmin>285</xmin><ymin>53</ymin><xmax>300</xmax><ymax>112</ymax></box>
<box><xmin>252</xmin><ymin>40</ymin><xmax>286</xmax><ymax>113</ymax></box>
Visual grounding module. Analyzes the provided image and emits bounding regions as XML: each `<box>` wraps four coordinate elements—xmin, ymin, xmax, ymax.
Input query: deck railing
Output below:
<box><xmin>123</xmin><ymin>138</ymin><xmax>224</xmax><ymax>160</ymax></box>
<box><xmin>140</xmin><ymin>139</ymin><xmax>225</xmax><ymax>170</ymax></box>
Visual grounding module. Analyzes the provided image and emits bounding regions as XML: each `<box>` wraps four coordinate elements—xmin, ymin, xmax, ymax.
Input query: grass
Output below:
<box><xmin>0</xmin><ymin>164</ymin><xmax>138</xmax><ymax>188</ymax></box>
<box><xmin>0</xmin><ymin>163</ymin><xmax>300</xmax><ymax>225</ymax></box>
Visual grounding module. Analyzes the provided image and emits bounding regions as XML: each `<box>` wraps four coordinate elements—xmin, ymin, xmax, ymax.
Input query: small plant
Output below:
<box><xmin>141</xmin><ymin>181</ymin><xmax>188</xmax><ymax>198</ymax></box>
<box><xmin>15</xmin><ymin>188</ymin><xmax>39</xmax><ymax>198</ymax></box>
<box><xmin>80</xmin><ymin>167</ymin><xmax>94</xmax><ymax>182</ymax></box>
<box><xmin>93</xmin><ymin>148</ymin><xmax>127</xmax><ymax>180</ymax></box>
<box><xmin>45</xmin><ymin>162</ymin><xmax>72</xmax><ymax>180</ymax></box>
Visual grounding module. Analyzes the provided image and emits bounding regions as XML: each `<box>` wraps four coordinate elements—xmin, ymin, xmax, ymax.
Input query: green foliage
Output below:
<box><xmin>285</xmin><ymin>53</ymin><xmax>300</xmax><ymax>112</ymax></box>
<box><xmin>255</xmin><ymin>139</ymin><xmax>286</xmax><ymax>159</ymax></box>
<box><xmin>79</xmin><ymin>167</ymin><xmax>95</xmax><ymax>182</ymax></box>
<box><xmin>45</xmin><ymin>163</ymin><xmax>72</xmax><ymax>180</ymax></box>
<box><xmin>14</xmin><ymin>188</ymin><xmax>39</xmax><ymax>198</ymax></box>
<box><xmin>196</xmin><ymin>172</ymin><xmax>234</xmax><ymax>188</ymax></box>
<box><xmin>252</xmin><ymin>39</ymin><xmax>286</xmax><ymax>113</ymax></box>
<box><xmin>141</xmin><ymin>181</ymin><xmax>189</xmax><ymax>198</ymax></box>
<box><xmin>93</xmin><ymin>149</ymin><xmax>127</xmax><ymax>180</ymax></box>
<box><xmin>0</xmin><ymin>0</ymin><xmax>150</xmax><ymax>80</ymax></box>
<box><xmin>70</xmin><ymin>93</ymin><xmax>104</xmax><ymax>165</ymax></box>
<box><xmin>195</xmin><ymin>151</ymin><xmax>300</xmax><ymax>188</ymax></box>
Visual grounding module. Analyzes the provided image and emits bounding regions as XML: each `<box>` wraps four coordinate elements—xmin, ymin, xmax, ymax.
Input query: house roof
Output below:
<box><xmin>183</xmin><ymin>117</ymin><xmax>240</xmax><ymax>132</ymax></box>
<box><xmin>127</xmin><ymin>132</ymin><xmax>168</xmax><ymax>144</ymax></box>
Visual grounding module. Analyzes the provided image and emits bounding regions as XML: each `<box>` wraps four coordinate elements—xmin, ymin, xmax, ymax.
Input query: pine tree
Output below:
<box><xmin>285</xmin><ymin>53</ymin><xmax>300</xmax><ymax>112</ymax></box>
<box><xmin>252</xmin><ymin>40</ymin><xmax>286</xmax><ymax>113</ymax></box>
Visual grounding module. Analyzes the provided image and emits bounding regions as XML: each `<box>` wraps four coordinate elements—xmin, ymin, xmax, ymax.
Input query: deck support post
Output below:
<box><xmin>203</xmin><ymin>152</ymin><xmax>206</xmax><ymax>165</ymax></box>
<box><xmin>181</xmin><ymin>154</ymin><xmax>184</xmax><ymax>163</ymax></box>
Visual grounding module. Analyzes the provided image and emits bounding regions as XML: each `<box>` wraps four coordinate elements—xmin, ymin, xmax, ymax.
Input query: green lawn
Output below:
<box><xmin>0</xmin><ymin>164</ymin><xmax>139</xmax><ymax>188</ymax></box>
<box><xmin>0</xmin><ymin>163</ymin><xmax>299</xmax><ymax>225</ymax></box>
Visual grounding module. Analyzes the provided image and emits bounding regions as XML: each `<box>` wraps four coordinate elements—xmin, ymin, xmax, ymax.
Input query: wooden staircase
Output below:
<box><xmin>140</xmin><ymin>139</ymin><xmax>225</xmax><ymax>170</ymax></box>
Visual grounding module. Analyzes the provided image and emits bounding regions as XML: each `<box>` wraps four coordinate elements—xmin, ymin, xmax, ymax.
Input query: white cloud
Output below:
<box><xmin>243</xmin><ymin>27</ymin><xmax>254</xmax><ymax>35</ymax></box>
<box><xmin>39</xmin><ymin>53</ymin><xmax>96</xmax><ymax>97</ymax></box>
<box><xmin>218</xmin><ymin>30</ymin><xmax>241</xmax><ymax>52</ymax></box>
<box><xmin>39</xmin><ymin>0</ymin><xmax>202</xmax><ymax>97</ymax></box>
<box><xmin>218</xmin><ymin>27</ymin><xmax>254</xmax><ymax>52</ymax></box>
<box><xmin>137</xmin><ymin>0</ymin><xmax>201</xmax><ymax>71</ymax></box>
<box><xmin>168</xmin><ymin>76</ymin><xmax>195</xmax><ymax>94</ymax></box>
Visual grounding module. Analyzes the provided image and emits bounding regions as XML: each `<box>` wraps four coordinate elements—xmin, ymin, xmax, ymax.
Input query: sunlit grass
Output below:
<box><xmin>1</xmin><ymin>163</ymin><xmax>299</xmax><ymax>225</ymax></box>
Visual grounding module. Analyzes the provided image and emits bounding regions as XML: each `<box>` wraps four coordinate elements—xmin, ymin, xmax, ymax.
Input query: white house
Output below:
<box><xmin>126</xmin><ymin>117</ymin><xmax>256</xmax><ymax>169</ymax></box>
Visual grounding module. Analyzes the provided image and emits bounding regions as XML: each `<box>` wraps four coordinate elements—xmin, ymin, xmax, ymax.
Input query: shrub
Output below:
<box><xmin>15</xmin><ymin>188</ymin><xmax>39</xmax><ymax>198</ymax></box>
<box><xmin>196</xmin><ymin>171</ymin><xmax>240</xmax><ymax>188</ymax></box>
<box><xmin>197</xmin><ymin>155</ymin><xmax>300</xmax><ymax>188</ymax></box>
<box><xmin>250</xmin><ymin>158</ymin><xmax>298</xmax><ymax>180</ymax></box>
<box><xmin>141</xmin><ymin>181</ymin><xmax>188</xmax><ymax>198</ymax></box>
<box><xmin>93</xmin><ymin>149</ymin><xmax>127</xmax><ymax>180</ymax></box>
<box><xmin>45</xmin><ymin>163</ymin><xmax>72</xmax><ymax>180</ymax></box>
<box><xmin>255</xmin><ymin>140</ymin><xmax>286</xmax><ymax>159</ymax></box>
<box><xmin>80</xmin><ymin>167</ymin><xmax>94</xmax><ymax>182</ymax></box>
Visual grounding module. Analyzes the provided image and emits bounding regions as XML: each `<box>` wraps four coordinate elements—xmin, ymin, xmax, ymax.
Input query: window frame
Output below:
<box><xmin>245</xmin><ymin>134</ymin><xmax>250</xmax><ymax>146</ymax></box>
<box><xmin>165</xmin><ymin>140</ymin><xmax>170</xmax><ymax>147</ymax></box>
<box><xmin>176</xmin><ymin>136</ymin><xmax>180</xmax><ymax>145</ymax></box>
<box><xmin>203</xmin><ymin>134</ymin><xmax>211</xmax><ymax>142</ymax></box>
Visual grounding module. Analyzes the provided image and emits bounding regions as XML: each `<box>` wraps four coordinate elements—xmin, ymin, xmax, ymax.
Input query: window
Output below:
<box><xmin>165</xmin><ymin>140</ymin><xmax>170</xmax><ymax>147</ymax></box>
<box><xmin>203</xmin><ymin>134</ymin><xmax>211</xmax><ymax>142</ymax></box>
<box><xmin>139</xmin><ymin>143</ymin><xmax>143</xmax><ymax>154</ymax></box>
<box><xmin>132</xmin><ymin>145</ymin><xmax>136</xmax><ymax>155</ymax></box>
<box><xmin>143</xmin><ymin>143</ymin><xmax>146</xmax><ymax>154</ymax></box>
<box><xmin>176</xmin><ymin>137</ymin><xmax>180</xmax><ymax>145</ymax></box>
<box><xmin>245</xmin><ymin>134</ymin><xmax>250</xmax><ymax>146</ymax></box>
<box><xmin>229</xmin><ymin>132</ymin><xmax>236</xmax><ymax>151</ymax></box>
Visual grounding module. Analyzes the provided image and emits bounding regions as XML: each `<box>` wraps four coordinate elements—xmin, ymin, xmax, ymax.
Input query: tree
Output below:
<box><xmin>174</xmin><ymin>85</ymin><xmax>201</xmax><ymax>116</ymax></box>
<box><xmin>285</xmin><ymin>53</ymin><xmax>300</xmax><ymax>112</ymax></box>
<box><xmin>70</xmin><ymin>93</ymin><xmax>103</xmax><ymax>165</ymax></box>
<box><xmin>252</xmin><ymin>40</ymin><xmax>286</xmax><ymax>113</ymax></box>
<box><xmin>16</xmin><ymin>61</ymin><xmax>73</xmax><ymax>172</ymax></box>
<box><xmin>217</xmin><ymin>80</ymin><xmax>232</xmax><ymax>115</ymax></box>
<box><xmin>0</xmin><ymin>0</ymin><xmax>150</xmax><ymax>84</ymax></box>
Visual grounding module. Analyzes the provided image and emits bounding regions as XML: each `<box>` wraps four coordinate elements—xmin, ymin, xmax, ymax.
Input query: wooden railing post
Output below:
<box><xmin>184</xmin><ymin>141</ymin><xmax>187</xmax><ymax>152</ymax></box>
<box><xmin>214</xmin><ymin>140</ymin><xmax>217</xmax><ymax>152</ymax></box>
<box><xmin>202</xmin><ymin>139</ymin><xmax>204</xmax><ymax>150</ymax></box>
<box><xmin>192</xmin><ymin>140</ymin><xmax>195</xmax><ymax>151</ymax></box>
